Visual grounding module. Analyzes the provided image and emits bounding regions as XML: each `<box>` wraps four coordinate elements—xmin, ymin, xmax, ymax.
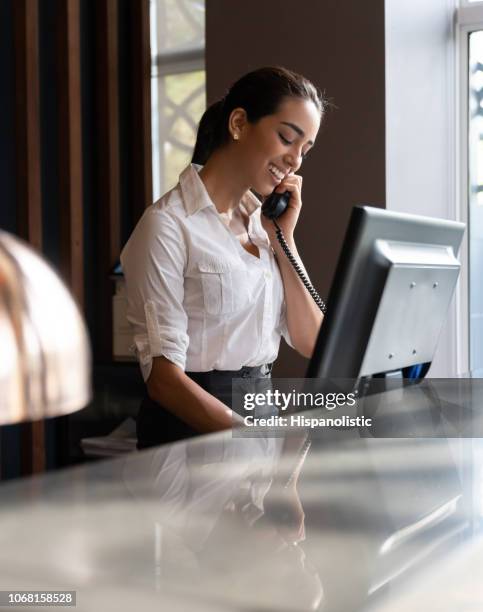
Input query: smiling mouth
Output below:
<box><xmin>268</xmin><ymin>163</ymin><xmax>285</xmax><ymax>182</ymax></box>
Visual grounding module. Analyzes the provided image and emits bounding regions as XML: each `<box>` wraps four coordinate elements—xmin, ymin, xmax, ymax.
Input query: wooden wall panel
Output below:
<box><xmin>130</xmin><ymin>0</ymin><xmax>153</xmax><ymax>220</ymax></box>
<box><xmin>13</xmin><ymin>0</ymin><xmax>42</xmax><ymax>246</ymax></box>
<box><xmin>54</xmin><ymin>0</ymin><xmax>84</xmax><ymax>468</ymax></box>
<box><xmin>95</xmin><ymin>0</ymin><xmax>121</xmax><ymax>360</ymax></box>
<box><xmin>56</xmin><ymin>0</ymin><xmax>84</xmax><ymax>307</ymax></box>
<box><xmin>2</xmin><ymin>0</ymin><xmax>154</xmax><ymax>477</ymax></box>
<box><xmin>12</xmin><ymin>0</ymin><xmax>46</xmax><ymax>475</ymax></box>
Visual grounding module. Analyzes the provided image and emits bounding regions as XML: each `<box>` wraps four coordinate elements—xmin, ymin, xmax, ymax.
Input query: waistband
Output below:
<box><xmin>186</xmin><ymin>363</ymin><xmax>273</xmax><ymax>384</ymax></box>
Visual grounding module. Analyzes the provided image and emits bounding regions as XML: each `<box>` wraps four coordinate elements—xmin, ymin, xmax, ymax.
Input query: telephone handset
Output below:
<box><xmin>262</xmin><ymin>189</ymin><xmax>327</xmax><ymax>314</ymax></box>
<box><xmin>261</xmin><ymin>190</ymin><xmax>291</xmax><ymax>219</ymax></box>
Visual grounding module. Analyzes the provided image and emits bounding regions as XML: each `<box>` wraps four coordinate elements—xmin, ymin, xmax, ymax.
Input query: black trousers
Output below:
<box><xmin>136</xmin><ymin>364</ymin><xmax>273</xmax><ymax>449</ymax></box>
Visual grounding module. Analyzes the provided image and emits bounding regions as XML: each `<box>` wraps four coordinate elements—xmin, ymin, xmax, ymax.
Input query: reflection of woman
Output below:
<box><xmin>121</xmin><ymin>66</ymin><xmax>327</xmax><ymax>447</ymax></box>
<box><xmin>122</xmin><ymin>435</ymin><xmax>322</xmax><ymax>611</ymax></box>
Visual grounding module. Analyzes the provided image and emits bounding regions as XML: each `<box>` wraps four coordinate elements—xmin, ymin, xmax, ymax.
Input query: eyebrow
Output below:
<box><xmin>280</xmin><ymin>121</ymin><xmax>314</xmax><ymax>146</ymax></box>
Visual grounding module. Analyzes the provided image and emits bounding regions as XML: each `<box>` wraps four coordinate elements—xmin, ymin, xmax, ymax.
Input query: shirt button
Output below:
<box><xmin>264</xmin><ymin>270</ymin><xmax>271</xmax><ymax>279</ymax></box>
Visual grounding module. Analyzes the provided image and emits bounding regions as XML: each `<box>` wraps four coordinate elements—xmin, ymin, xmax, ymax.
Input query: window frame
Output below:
<box><xmin>152</xmin><ymin>46</ymin><xmax>204</xmax><ymax>78</ymax></box>
<box><xmin>456</xmin><ymin>2</ymin><xmax>483</xmax><ymax>374</ymax></box>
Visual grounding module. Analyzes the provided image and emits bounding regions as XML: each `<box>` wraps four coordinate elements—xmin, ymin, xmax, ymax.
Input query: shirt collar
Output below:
<box><xmin>179</xmin><ymin>164</ymin><xmax>212</xmax><ymax>216</ymax></box>
<box><xmin>179</xmin><ymin>164</ymin><xmax>261</xmax><ymax>217</ymax></box>
<box><xmin>240</xmin><ymin>190</ymin><xmax>262</xmax><ymax>216</ymax></box>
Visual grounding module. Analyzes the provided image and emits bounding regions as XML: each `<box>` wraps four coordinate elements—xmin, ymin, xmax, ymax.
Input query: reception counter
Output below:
<box><xmin>0</xmin><ymin>378</ymin><xmax>482</xmax><ymax>611</ymax></box>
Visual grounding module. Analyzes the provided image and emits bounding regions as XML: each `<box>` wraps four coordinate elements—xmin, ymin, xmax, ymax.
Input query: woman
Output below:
<box><xmin>121</xmin><ymin>66</ymin><xmax>326</xmax><ymax>448</ymax></box>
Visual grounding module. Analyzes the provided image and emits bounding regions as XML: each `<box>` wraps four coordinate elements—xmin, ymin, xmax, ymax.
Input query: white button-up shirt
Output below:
<box><xmin>120</xmin><ymin>164</ymin><xmax>292</xmax><ymax>382</ymax></box>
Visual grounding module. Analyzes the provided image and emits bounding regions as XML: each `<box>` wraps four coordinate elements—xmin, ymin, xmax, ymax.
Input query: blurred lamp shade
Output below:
<box><xmin>0</xmin><ymin>231</ymin><xmax>91</xmax><ymax>425</ymax></box>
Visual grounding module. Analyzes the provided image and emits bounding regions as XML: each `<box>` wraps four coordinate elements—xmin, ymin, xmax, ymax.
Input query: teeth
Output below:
<box><xmin>269</xmin><ymin>164</ymin><xmax>284</xmax><ymax>180</ymax></box>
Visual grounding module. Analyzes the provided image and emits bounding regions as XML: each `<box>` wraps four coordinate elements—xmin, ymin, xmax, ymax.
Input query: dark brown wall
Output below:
<box><xmin>206</xmin><ymin>0</ymin><xmax>386</xmax><ymax>376</ymax></box>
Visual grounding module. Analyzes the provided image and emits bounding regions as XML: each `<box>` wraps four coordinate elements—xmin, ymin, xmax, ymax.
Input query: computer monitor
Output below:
<box><xmin>307</xmin><ymin>206</ymin><xmax>465</xmax><ymax>380</ymax></box>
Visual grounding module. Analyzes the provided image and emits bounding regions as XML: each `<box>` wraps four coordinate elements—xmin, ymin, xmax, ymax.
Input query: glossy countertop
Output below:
<box><xmin>1</xmin><ymin>378</ymin><xmax>483</xmax><ymax>611</ymax></box>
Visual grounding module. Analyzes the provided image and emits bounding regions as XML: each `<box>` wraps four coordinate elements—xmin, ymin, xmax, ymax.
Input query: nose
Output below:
<box><xmin>283</xmin><ymin>147</ymin><xmax>303</xmax><ymax>172</ymax></box>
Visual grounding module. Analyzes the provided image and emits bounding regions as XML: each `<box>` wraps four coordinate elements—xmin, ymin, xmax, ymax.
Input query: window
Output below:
<box><xmin>150</xmin><ymin>0</ymin><xmax>206</xmax><ymax>202</ymax></box>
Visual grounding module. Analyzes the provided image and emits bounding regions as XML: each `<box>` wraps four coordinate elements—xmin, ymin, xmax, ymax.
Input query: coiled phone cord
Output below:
<box><xmin>272</xmin><ymin>219</ymin><xmax>327</xmax><ymax>314</ymax></box>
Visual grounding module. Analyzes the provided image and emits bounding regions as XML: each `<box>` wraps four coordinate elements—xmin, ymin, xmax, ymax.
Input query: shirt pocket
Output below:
<box><xmin>197</xmin><ymin>258</ymin><xmax>250</xmax><ymax>315</ymax></box>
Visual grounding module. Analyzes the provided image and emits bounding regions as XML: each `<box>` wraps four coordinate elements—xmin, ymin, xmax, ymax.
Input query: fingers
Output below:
<box><xmin>275</xmin><ymin>174</ymin><xmax>303</xmax><ymax>210</ymax></box>
<box><xmin>276</xmin><ymin>173</ymin><xmax>302</xmax><ymax>192</ymax></box>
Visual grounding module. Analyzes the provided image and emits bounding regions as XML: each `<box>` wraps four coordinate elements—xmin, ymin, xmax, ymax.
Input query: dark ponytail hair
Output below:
<box><xmin>191</xmin><ymin>100</ymin><xmax>224</xmax><ymax>166</ymax></box>
<box><xmin>191</xmin><ymin>66</ymin><xmax>326</xmax><ymax>166</ymax></box>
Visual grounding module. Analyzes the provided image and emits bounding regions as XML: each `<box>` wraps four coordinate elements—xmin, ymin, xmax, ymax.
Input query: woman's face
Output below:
<box><xmin>233</xmin><ymin>97</ymin><xmax>321</xmax><ymax>197</ymax></box>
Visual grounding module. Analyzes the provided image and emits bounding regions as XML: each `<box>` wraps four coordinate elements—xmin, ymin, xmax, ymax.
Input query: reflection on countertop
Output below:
<box><xmin>1</xmin><ymin>380</ymin><xmax>483</xmax><ymax>611</ymax></box>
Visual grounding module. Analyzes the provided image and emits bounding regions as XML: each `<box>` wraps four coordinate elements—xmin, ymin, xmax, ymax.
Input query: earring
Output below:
<box><xmin>233</xmin><ymin>133</ymin><xmax>239</xmax><ymax>141</ymax></box>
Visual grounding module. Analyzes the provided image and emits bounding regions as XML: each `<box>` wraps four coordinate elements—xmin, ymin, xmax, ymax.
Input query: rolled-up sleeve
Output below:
<box><xmin>120</xmin><ymin>209</ymin><xmax>189</xmax><ymax>380</ymax></box>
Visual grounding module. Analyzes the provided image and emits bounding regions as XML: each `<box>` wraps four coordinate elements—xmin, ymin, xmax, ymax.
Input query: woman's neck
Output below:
<box><xmin>198</xmin><ymin>150</ymin><xmax>250</xmax><ymax>214</ymax></box>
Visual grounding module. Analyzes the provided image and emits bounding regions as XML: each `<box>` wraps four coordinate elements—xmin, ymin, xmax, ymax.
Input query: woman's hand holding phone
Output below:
<box><xmin>260</xmin><ymin>172</ymin><xmax>303</xmax><ymax>246</ymax></box>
